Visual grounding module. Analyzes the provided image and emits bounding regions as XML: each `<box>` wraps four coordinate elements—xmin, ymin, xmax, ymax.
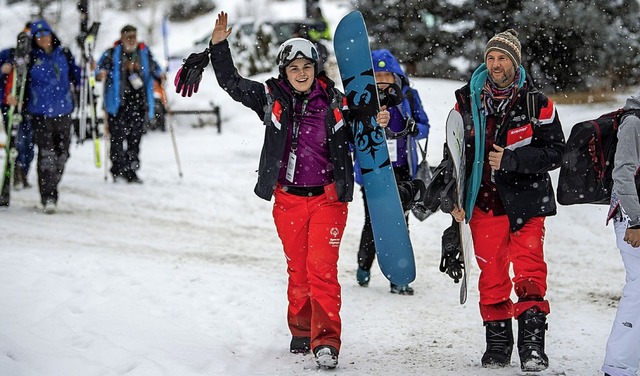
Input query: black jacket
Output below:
<box><xmin>455</xmin><ymin>79</ymin><xmax>565</xmax><ymax>232</ymax></box>
<box><xmin>209</xmin><ymin>40</ymin><xmax>354</xmax><ymax>202</ymax></box>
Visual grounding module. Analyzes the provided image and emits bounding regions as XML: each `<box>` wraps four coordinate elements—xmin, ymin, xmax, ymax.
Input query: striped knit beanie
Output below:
<box><xmin>484</xmin><ymin>29</ymin><xmax>521</xmax><ymax>67</ymax></box>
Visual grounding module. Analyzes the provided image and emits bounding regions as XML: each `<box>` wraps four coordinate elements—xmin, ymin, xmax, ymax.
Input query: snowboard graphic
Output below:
<box><xmin>445</xmin><ymin>109</ymin><xmax>473</xmax><ymax>304</ymax></box>
<box><xmin>334</xmin><ymin>11</ymin><xmax>415</xmax><ymax>285</ymax></box>
<box><xmin>1</xmin><ymin>31</ymin><xmax>32</xmax><ymax>206</ymax></box>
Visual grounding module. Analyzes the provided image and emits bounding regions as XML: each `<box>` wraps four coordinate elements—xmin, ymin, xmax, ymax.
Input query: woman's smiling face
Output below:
<box><xmin>285</xmin><ymin>58</ymin><xmax>315</xmax><ymax>93</ymax></box>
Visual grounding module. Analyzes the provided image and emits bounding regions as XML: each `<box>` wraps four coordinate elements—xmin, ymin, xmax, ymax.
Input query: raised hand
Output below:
<box><xmin>211</xmin><ymin>11</ymin><xmax>233</xmax><ymax>45</ymax></box>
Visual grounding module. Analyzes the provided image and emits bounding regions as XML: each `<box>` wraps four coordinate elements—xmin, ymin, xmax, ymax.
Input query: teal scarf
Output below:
<box><xmin>464</xmin><ymin>63</ymin><xmax>526</xmax><ymax>221</ymax></box>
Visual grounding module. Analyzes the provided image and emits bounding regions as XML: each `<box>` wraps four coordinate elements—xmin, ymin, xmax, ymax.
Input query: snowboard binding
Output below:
<box><xmin>422</xmin><ymin>153</ymin><xmax>457</xmax><ymax>214</ymax></box>
<box><xmin>440</xmin><ymin>221</ymin><xmax>465</xmax><ymax>283</ymax></box>
<box><xmin>397</xmin><ymin>179</ymin><xmax>427</xmax><ymax>213</ymax></box>
<box><xmin>377</xmin><ymin>82</ymin><xmax>403</xmax><ymax>108</ymax></box>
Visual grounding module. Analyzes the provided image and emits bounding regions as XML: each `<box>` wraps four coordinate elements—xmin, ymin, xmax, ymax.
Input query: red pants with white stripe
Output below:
<box><xmin>469</xmin><ymin>207</ymin><xmax>550</xmax><ymax>322</ymax></box>
<box><xmin>272</xmin><ymin>186</ymin><xmax>347</xmax><ymax>353</ymax></box>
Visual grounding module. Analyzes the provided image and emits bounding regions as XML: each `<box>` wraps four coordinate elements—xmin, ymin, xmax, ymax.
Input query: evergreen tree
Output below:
<box><xmin>357</xmin><ymin>0</ymin><xmax>640</xmax><ymax>92</ymax></box>
<box><xmin>514</xmin><ymin>0</ymin><xmax>640</xmax><ymax>92</ymax></box>
<box><xmin>232</xmin><ymin>23</ymin><xmax>278</xmax><ymax>77</ymax></box>
<box><xmin>356</xmin><ymin>0</ymin><xmax>429</xmax><ymax>75</ymax></box>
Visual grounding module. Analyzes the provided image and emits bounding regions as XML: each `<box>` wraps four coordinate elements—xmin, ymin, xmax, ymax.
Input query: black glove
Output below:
<box><xmin>174</xmin><ymin>48</ymin><xmax>210</xmax><ymax>97</ymax></box>
<box><xmin>440</xmin><ymin>221</ymin><xmax>464</xmax><ymax>283</ymax></box>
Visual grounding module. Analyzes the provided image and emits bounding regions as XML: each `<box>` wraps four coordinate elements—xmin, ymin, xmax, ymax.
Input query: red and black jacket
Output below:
<box><xmin>209</xmin><ymin>40</ymin><xmax>354</xmax><ymax>202</ymax></box>
<box><xmin>454</xmin><ymin>80</ymin><xmax>566</xmax><ymax>232</ymax></box>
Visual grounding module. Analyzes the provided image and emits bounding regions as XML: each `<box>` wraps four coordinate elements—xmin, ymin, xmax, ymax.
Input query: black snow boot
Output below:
<box><xmin>314</xmin><ymin>345</ymin><xmax>339</xmax><ymax>369</ymax></box>
<box><xmin>290</xmin><ymin>336</ymin><xmax>310</xmax><ymax>354</ymax></box>
<box><xmin>482</xmin><ymin>319</ymin><xmax>514</xmax><ymax>368</ymax></box>
<box><xmin>518</xmin><ymin>307</ymin><xmax>549</xmax><ymax>372</ymax></box>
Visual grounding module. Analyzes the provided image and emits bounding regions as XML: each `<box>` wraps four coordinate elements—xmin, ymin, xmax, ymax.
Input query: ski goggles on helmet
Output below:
<box><xmin>35</xmin><ymin>30</ymin><xmax>51</xmax><ymax>38</ymax></box>
<box><xmin>276</xmin><ymin>38</ymin><xmax>319</xmax><ymax>70</ymax></box>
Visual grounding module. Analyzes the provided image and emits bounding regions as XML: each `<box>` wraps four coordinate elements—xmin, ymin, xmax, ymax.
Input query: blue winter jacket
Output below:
<box><xmin>26</xmin><ymin>20</ymin><xmax>81</xmax><ymax>117</ymax></box>
<box><xmin>96</xmin><ymin>42</ymin><xmax>162</xmax><ymax>120</ymax></box>
<box><xmin>354</xmin><ymin>49</ymin><xmax>430</xmax><ymax>185</ymax></box>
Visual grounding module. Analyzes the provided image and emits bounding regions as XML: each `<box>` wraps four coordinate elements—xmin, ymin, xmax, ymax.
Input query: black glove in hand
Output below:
<box><xmin>440</xmin><ymin>221</ymin><xmax>464</xmax><ymax>283</ymax></box>
<box><xmin>174</xmin><ymin>48</ymin><xmax>210</xmax><ymax>97</ymax></box>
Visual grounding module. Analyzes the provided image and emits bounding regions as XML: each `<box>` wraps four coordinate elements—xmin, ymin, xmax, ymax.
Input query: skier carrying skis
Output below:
<box><xmin>178</xmin><ymin>11</ymin><xmax>390</xmax><ymax>370</ymax></box>
<box><xmin>95</xmin><ymin>24</ymin><xmax>165</xmax><ymax>184</ymax></box>
<box><xmin>26</xmin><ymin>19</ymin><xmax>82</xmax><ymax>214</ymax></box>
<box><xmin>446</xmin><ymin>29</ymin><xmax>565</xmax><ymax>370</ymax></box>
<box><xmin>355</xmin><ymin>49</ymin><xmax>430</xmax><ymax>295</ymax></box>
<box><xmin>602</xmin><ymin>92</ymin><xmax>640</xmax><ymax>376</ymax></box>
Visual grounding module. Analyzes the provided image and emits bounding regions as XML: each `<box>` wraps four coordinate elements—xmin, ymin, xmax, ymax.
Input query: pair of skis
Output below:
<box><xmin>76</xmin><ymin>21</ymin><xmax>101</xmax><ymax>170</ymax></box>
<box><xmin>0</xmin><ymin>31</ymin><xmax>32</xmax><ymax>206</ymax></box>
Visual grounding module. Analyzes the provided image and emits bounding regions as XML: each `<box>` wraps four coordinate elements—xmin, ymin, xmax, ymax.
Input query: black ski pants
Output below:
<box><xmin>107</xmin><ymin>104</ymin><xmax>145</xmax><ymax>178</ymax></box>
<box><xmin>32</xmin><ymin>114</ymin><xmax>72</xmax><ymax>205</ymax></box>
<box><xmin>357</xmin><ymin>165</ymin><xmax>411</xmax><ymax>271</ymax></box>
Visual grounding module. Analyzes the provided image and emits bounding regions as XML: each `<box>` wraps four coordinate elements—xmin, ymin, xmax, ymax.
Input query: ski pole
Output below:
<box><xmin>103</xmin><ymin>111</ymin><xmax>110</xmax><ymax>181</ymax></box>
<box><xmin>161</xmin><ymin>17</ymin><xmax>183</xmax><ymax>178</ymax></box>
<box><xmin>167</xmin><ymin>111</ymin><xmax>183</xmax><ymax>178</ymax></box>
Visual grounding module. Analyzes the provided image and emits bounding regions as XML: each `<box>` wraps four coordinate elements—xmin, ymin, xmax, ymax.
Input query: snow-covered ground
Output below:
<box><xmin>0</xmin><ymin>0</ymin><xmax>635</xmax><ymax>375</ymax></box>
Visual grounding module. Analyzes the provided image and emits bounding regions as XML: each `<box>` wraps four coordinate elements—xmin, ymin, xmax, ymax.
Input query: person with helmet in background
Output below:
<box><xmin>203</xmin><ymin>11</ymin><xmax>390</xmax><ymax>370</ymax></box>
<box><xmin>354</xmin><ymin>49</ymin><xmax>430</xmax><ymax>295</ymax></box>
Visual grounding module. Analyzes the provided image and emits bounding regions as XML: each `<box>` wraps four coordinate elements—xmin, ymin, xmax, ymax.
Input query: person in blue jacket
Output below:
<box><xmin>354</xmin><ymin>49</ymin><xmax>430</xmax><ymax>295</ymax></box>
<box><xmin>26</xmin><ymin>19</ymin><xmax>81</xmax><ymax>213</ymax></box>
<box><xmin>96</xmin><ymin>24</ymin><xmax>165</xmax><ymax>184</ymax></box>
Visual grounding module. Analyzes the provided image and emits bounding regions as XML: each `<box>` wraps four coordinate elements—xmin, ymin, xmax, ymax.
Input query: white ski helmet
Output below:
<box><xmin>276</xmin><ymin>37</ymin><xmax>319</xmax><ymax>76</ymax></box>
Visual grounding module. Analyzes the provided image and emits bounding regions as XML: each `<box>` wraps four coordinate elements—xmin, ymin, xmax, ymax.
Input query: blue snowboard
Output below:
<box><xmin>334</xmin><ymin>10</ymin><xmax>415</xmax><ymax>285</ymax></box>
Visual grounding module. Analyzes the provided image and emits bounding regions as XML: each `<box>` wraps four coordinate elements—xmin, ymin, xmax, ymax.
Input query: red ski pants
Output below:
<box><xmin>469</xmin><ymin>207</ymin><xmax>550</xmax><ymax>322</ymax></box>
<box><xmin>273</xmin><ymin>185</ymin><xmax>347</xmax><ymax>352</ymax></box>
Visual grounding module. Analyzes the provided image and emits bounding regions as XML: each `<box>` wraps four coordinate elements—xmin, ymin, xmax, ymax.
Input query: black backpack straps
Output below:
<box><xmin>404</xmin><ymin>87</ymin><xmax>416</xmax><ymax>119</ymax></box>
<box><xmin>61</xmin><ymin>47</ymin><xmax>78</xmax><ymax>86</ymax></box>
<box><xmin>526</xmin><ymin>88</ymin><xmax>539</xmax><ymax>126</ymax></box>
<box><xmin>620</xmin><ymin>108</ymin><xmax>640</xmax><ymax>125</ymax></box>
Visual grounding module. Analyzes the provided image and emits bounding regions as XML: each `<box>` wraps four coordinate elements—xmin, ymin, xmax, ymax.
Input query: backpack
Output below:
<box><xmin>557</xmin><ymin>109</ymin><xmax>640</xmax><ymax>205</ymax></box>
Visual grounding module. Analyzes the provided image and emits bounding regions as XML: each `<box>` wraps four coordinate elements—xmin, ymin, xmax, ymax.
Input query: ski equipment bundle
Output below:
<box><xmin>557</xmin><ymin>109</ymin><xmax>640</xmax><ymax>205</ymax></box>
<box><xmin>1</xmin><ymin>31</ymin><xmax>32</xmax><ymax>206</ymax></box>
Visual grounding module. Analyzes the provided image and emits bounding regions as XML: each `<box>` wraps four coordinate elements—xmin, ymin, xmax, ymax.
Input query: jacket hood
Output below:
<box><xmin>30</xmin><ymin>19</ymin><xmax>52</xmax><ymax>34</ymax></box>
<box><xmin>371</xmin><ymin>49</ymin><xmax>407</xmax><ymax>84</ymax></box>
<box><xmin>624</xmin><ymin>94</ymin><xmax>640</xmax><ymax>110</ymax></box>
<box><xmin>30</xmin><ymin>19</ymin><xmax>61</xmax><ymax>50</ymax></box>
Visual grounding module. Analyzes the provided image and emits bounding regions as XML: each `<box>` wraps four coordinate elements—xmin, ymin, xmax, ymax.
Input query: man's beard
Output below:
<box><xmin>491</xmin><ymin>68</ymin><xmax>515</xmax><ymax>88</ymax></box>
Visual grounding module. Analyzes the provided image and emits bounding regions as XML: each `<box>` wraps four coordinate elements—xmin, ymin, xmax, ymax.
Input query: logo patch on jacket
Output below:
<box><xmin>506</xmin><ymin>123</ymin><xmax>533</xmax><ymax>150</ymax></box>
<box><xmin>333</xmin><ymin>107</ymin><xmax>344</xmax><ymax>132</ymax></box>
<box><xmin>271</xmin><ymin>100</ymin><xmax>283</xmax><ymax>130</ymax></box>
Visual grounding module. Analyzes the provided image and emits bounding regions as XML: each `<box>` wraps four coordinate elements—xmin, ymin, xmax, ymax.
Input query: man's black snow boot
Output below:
<box><xmin>482</xmin><ymin>319</ymin><xmax>513</xmax><ymax>368</ymax></box>
<box><xmin>290</xmin><ymin>336</ymin><xmax>310</xmax><ymax>354</ymax></box>
<box><xmin>518</xmin><ymin>307</ymin><xmax>549</xmax><ymax>372</ymax></box>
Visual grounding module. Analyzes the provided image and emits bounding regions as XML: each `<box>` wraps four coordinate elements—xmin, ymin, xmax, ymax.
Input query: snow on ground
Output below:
<box><xmin>0</xmin><ymin>0</ymin><xmax>635</xmax><ymax>375</ymax></box>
